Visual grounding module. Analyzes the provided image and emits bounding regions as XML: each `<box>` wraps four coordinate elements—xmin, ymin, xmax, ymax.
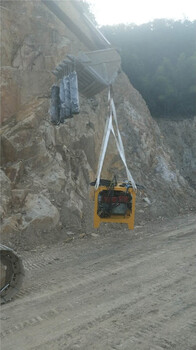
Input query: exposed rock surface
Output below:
<box><xmin>0</xmin><ymin>169</ymin><xmax>11</xmax><ymax>220</ymax></box>
<box><xmin>1</xmin><ymin>1</ymin><xmax>195</xmax><ymax>248</ymax></box>
<box><xmin>157</xmin><ymin>117</ymin><xmax>196</xmax><ymax>190</ymax></box>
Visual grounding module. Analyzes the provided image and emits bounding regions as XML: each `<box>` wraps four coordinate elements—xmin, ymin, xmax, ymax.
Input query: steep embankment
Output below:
<box><xmin>157</xmin><ymin>117</ymin><xmax>196</xmax><ymax>190</ymax></box>
<box><xmin>1</xmin><ymin>1</ymin><xmax>195</xmax><ymax>249</ymax></box>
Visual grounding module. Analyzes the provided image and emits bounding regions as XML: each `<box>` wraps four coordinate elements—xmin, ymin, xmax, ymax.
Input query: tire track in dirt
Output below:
<box><xmin>1</xmin><ymin>258</ymin><xmax>192</xmax><ymax>340</ymax></box>
<box><xmin>3</xmin><ymin>221</ymin><xmax>193</xmax><ymax>307</ymax></box>
<box><xmin>1</xmin><ymin>261</ymin><xmax>195</xmax><ymax>348</ymax></box>
<box><xmin>1</xmin><ymin>238</ymin><xmax>189</xmax><ymax>310</ymax></box>
<box><xmin>1</xmin><ymin>215</ymin><xmax>196</xmax><ymax>350</ymax></box>
<box><xmin>29</xmin><ymin>274</ymin><xmax>195</xmax><ymax>350</ymax></box>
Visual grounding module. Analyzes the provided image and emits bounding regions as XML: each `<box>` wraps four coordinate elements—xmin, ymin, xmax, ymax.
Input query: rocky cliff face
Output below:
<box><xmin>157</xmin><ymin>117</ymin><xmax>196</xmax><ymax>190</ymax></box>
<box><xmin>1</xmin><ymin>1</ymin><xmax>195</xmax><ymax>248</ymax></box>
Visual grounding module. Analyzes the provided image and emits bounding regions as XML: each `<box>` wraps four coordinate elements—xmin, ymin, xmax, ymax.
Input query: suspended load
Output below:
<box><xmin>69</xmin><ymin>71</ymin><xmax>80</xmax><ymax>114</ymax></box>
<box><xmin>50</xmin><ymin>84</ymin><xmax>60</xmax><ymax>124</ymax></box>
<box><xmin>51</xmin><ymin>47</ymin><xmax>137</xmax><ymax>228</ymax></box>
<box><xmin>91</xmin><ymin>179</ymin><xmax>136</xmax><ymax>229</ymax></box>
<box><xmin>59</xmin><ymin>78</ymin><xmax>69</xmax><ymax>122</ymax></box>
<box><xmin>50</xmin><ymin>71</ymin><xmax>80</xmax><ymax>124</ymax></box>
<box><xmin>50</xmin><ymin>48</ymin><xmax>120</xmax><ymax>123</ymax></box>
<box><xmin>91</xmin><ymin>88</ymin><xmax>137</xmax><ymax>229</ymax></box>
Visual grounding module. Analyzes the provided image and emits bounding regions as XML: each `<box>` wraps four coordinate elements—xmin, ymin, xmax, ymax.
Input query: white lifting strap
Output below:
<box><xmin>95</xmin><ymin>88</ymin><xmax>137</xmax><ymax>190</ymax></box>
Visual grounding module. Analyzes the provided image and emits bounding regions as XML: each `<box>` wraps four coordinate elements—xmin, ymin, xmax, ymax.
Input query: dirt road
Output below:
<box><xmin>1</xmin><ymin>214</ymin><xmax>196</xmax><ymax>350</ymax></box>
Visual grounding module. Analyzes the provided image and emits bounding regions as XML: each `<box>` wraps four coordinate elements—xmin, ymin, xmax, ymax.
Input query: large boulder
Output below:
<box><xmin>23</xmin><ymin>193</ymin><xmax>60</xmax><ymax>230</ymax></box>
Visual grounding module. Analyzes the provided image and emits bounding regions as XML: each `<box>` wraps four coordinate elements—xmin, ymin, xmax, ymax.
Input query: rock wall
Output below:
<box><xmin>0</xmin><ymin>0</ymin><xmax>87</xmax><ymax>124</ymax></box>
<box><xmin>157</xmin><ymin>117</ymin><xmax>196</xmax><ymax>190</ymax></box>
<box><xmin>1</xmin><ymin>1</ymin><xmax>195</xmax><ymax>248</ymax></box>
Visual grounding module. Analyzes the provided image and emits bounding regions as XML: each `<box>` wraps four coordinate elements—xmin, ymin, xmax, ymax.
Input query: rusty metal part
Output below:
<box><xmin>0</xmin><ymin>244</ymin><xmax>24</xmax><ymax>304</ymax></box>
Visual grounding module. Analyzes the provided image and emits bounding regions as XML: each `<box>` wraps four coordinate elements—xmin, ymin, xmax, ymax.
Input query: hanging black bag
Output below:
<box><xmin>69</xmin><ymin>71</ymin><xmax>80</xmax><ymax>114</ymax></box>
<box><xmin>63</xmin><ymin>76</ymin><xmax>72</xmax><ymax>119</ymax></box>
<box><xmin>50</xmin><ymin>85</ymin><xmax>60</xmax><ymax>124</ymax></box>
<box><xmin>59</xmin><ymin>79</ymin><xmax>67</xmax><ymax>122</ymax></box>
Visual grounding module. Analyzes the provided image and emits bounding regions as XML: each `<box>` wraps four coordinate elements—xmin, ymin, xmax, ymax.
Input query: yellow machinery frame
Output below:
<box><xmin>94</xmin><ymin>184</ymin><xmax>136</xmax><ymax>229</ymax></box>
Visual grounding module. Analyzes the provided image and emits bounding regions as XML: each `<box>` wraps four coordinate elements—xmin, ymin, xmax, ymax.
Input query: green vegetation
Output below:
<box><xmin>101</xmin><ymin>20</ymin><xmax>196</xmax><ymax>118</ymax></box>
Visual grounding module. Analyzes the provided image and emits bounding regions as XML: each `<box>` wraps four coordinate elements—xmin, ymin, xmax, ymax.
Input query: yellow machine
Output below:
<box><xmin>92</xmin><ymin>86</ymin><xmax>137</xmax><ymax>229</ymax></box>
<box><xmin>93</xmin><ymin>182</ymin><xmax>136</xmax><ymax>229</ymax></box>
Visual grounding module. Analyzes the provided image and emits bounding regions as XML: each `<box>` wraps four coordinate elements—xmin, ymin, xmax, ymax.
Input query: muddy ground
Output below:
<box><xmin>1</xmin><ymin>214</ymin><xmax>196</xmax><ymax>350</ymax></box>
